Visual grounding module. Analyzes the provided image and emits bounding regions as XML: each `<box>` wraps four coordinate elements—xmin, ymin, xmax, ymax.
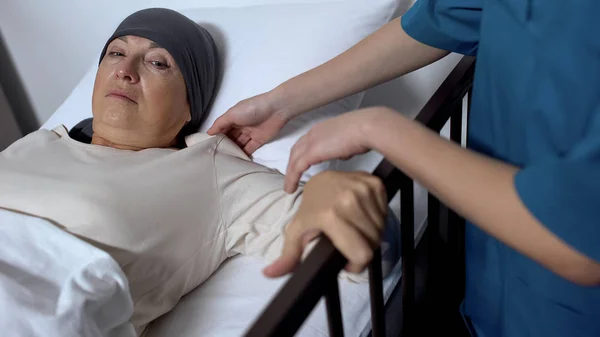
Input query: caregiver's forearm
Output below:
<box><xmin>273</xmin><ymin>18</ymin><xmax>449</xmax><ymax>120</ymax></box>
<box><xmin>364</xmin><ymin>109</ymin><xmax>600</xmax><ymax>286</ymax></box>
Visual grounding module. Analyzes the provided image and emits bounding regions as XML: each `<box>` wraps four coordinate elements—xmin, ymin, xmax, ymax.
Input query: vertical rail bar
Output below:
<box><xmin>467</xmin><ymin>87</ymin><xmax>473</xmax><ymax>138</ymax></box>
<box><xmin>400</xmin><ymin>176</ymin><xmax>415</xmax><ymax>335</ymax></box>
<box><xmin>450</xmin><ymin>104</ymin><xmax>462</xmax><ymax>144</ymax></box>
<box><xmin>448</xmin><ymin>101</ymin><xmax>466</xmax><ymax>308</ymax></box>
<box><xmin>325</xmin><ymin>277</ymin><xmax>344</xmax><ymax>337</ymax></box>
<box><xmin>368</xmin><ymin>249</ymin><xmax>385</xmax><ymax>337</ymax></box>
<box><xmin>424</xmin><ymin>191</ymin><xmax>442</xmax><ymax>337</ymax></box>
<box><xmin>426</xmin><ymin>192</ymin><xmax>441</xmax><ymax>281</ymax></box>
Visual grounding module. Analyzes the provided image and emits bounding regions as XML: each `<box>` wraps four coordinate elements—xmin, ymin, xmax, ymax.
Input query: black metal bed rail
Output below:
<box><xmin>244</xmin><ymin>56</ymin><xmax>476</xmax><ymax>337</ymax></box>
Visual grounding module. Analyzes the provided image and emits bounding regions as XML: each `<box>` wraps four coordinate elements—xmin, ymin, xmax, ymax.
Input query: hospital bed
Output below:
<box><xmin>2</xmin><ymin>1</ymin><xmax>472</xmax><ymax>336</ymax></box>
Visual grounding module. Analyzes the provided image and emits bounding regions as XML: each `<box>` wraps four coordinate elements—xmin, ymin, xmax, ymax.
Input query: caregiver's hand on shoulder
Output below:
<box><xmin>284</xmin><ymin>107</ymin><xmax>394</xmax><ymax>193</ymax></box>
<box><xmin>206</xmin><ymin>91</ymin><xmax>288</xmax><ymax>155</ymax></box>
<box><xmin>263</xmin><ymin>171</ymin><xmax>388</xmax><ymax>278</ymax></box>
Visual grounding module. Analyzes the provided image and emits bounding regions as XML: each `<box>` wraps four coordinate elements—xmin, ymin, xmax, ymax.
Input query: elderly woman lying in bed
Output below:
<box><xmin>0</xmin><ymin>8</ymin><xmax>387</xmax><ymax>336</ymax></box>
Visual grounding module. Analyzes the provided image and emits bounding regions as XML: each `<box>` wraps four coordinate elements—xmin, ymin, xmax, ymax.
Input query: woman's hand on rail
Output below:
<box><xmin>206</xmin><ymin>91</ymin><xmax>288</xmax><ymax>154</ymax></box>
<box><xmin>284</xmin><ymin>107</ymin><xmax>396</xmax><ymax>193</ymax></box>
<box><xmin>263</xmin><ymin>170</ymin><xmax>388</xmax><ymax>278</ymax></box>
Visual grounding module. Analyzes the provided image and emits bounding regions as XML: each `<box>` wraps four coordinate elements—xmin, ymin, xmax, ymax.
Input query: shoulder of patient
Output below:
<box><xmin>185</xmin><ymin>132</ymin><xmax>250</xmax><ymax>161</ymax></box>
<box><xmin>17</xmin><ymin>125</ymin><xmax>64</xmax><ymax>145</ymax></box>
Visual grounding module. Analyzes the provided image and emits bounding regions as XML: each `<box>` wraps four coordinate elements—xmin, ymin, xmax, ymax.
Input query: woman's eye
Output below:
<box><xmin>150</xmin><ymin>61</ymin><xmax>169</xmax><ymax>69</ymax></box>
<box><xmin>109</xmin><ymin>51</ymin><xmax>124</xmax><ymax>57</ymax></box>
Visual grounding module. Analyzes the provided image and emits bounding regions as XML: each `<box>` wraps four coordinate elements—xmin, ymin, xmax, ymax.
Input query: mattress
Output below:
<box><xmin>145</xmin><ymin>255</ymin><xmax>399</xmax><ymax>337</ymax></box>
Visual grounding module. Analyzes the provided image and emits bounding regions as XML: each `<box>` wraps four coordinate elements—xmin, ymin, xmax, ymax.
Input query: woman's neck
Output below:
<box><xmin>90</xmin><ymin>134</ymin><xmax>179</xmax><ymax>151</ymax></box>
<box><xmin>91</xmin><ymin>134</ymin><xmax>146</xmax><ymax>151</ymax></box>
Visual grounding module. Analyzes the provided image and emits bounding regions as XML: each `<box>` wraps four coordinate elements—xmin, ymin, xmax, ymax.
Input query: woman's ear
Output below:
<box><xmin>186</xmin><ymin>104</ymin><xmax>192</xmax><ymax>122</ymax></box>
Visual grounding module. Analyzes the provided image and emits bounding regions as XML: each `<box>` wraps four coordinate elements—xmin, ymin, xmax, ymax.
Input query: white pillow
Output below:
<box><xmin>43</xmin><ymin>0</ymin><xmax>398</xmax><ymax>180</ymax></box>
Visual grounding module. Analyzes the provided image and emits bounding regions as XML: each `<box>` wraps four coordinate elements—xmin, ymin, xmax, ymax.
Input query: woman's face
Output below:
<box><xmin>92</xmin><ymin>35</ymin><xmax>190</xmax><ymax>149</ymax></box>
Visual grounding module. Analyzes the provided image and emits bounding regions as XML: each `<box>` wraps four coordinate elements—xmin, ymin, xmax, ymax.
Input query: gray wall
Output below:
<box><xmin>0</xmin><ymin>85</ymin><xmax>22</xmax><ymax>151</ymax></box>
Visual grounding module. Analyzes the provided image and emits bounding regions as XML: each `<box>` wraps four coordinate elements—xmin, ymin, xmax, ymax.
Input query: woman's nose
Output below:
<box><xmin>115</xmin><ymin>60</ymin><xmax>140</xmax><ymax>83</ymax></box>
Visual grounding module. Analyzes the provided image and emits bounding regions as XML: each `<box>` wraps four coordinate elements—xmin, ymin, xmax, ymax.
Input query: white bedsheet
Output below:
<box><xmin>0</xmin><ymin>209</ymin><xmax>135</xmax><ymax>337</ymax></box>
<box><xmin>146</xmin><ymin>254</ymin><xmax>403</xmax><ymax>337</ymax></box>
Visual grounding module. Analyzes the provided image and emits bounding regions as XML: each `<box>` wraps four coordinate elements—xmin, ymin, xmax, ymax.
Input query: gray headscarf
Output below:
<box><xmin>71</xmin><ymin>8</ymin><xmax>220</xmax><ymax>143</ymax></box>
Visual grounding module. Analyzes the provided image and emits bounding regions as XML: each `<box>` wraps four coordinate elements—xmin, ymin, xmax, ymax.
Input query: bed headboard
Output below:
<box><xmin>244</xmin><ymin>55</ymin><xmax>476</xmax><ymax>337</ymax></box>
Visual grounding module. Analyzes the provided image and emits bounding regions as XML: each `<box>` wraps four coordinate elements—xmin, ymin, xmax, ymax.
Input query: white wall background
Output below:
<box><xmin>0</xmin><ymin>0</ymin><xmax>460</xmax><ymax>127</ymax></box>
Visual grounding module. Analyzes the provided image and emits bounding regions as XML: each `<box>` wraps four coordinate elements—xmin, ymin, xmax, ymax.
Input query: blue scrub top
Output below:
<box><xmin>402</xmin><ymin>1</ymin><xmax>600</xmax><ymax>336</ymax></box>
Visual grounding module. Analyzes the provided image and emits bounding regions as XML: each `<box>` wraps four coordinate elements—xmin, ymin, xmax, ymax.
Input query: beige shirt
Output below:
<box><xmin>0</xmin><ymin>126</ymin><xmax>302</xmax><ymax>335</ymax></box>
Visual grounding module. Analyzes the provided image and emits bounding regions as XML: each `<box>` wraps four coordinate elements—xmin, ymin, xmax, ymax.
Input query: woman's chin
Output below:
<box><xmin>95</xmin><ymin>108</ymin><xmax>137</xmax><ymax>127</ymax></box>
<box><xmin>92</xmin><ymin>119</ymin><xmax>138</xmax><ymax>140</ymax></box>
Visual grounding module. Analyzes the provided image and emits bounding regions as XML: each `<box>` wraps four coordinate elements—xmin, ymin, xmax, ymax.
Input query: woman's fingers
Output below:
<box><xmin>263</xmin><ymin>227</ymin><xmax>304</xmax><ymax>277</ymax></box>
<box><xmin>321</xmin><ymin>218</ymin><xmax>374</xmax><ymax>274</ymax></box>
<box><xmin>263</xmin><ymin>223</ymin><xmax>322</xmax><ymax>278</ymax></box>
<box><xmin>272</xmin><ymin>170</ymin><xmax>389</xmax><ymax>278</ymax></box>
<box><xmin>336</xmin><ymin>191</ymin><xmax>382</xmax><ymax>247</ymax></box>
<box><xmin>362</xmin><ymin>174</ymin><xmax>389</xmax><ymax>234</ymax></box>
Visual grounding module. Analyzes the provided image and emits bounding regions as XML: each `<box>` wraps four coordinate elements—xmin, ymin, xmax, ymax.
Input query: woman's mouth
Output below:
<box><xmin>106</xmin><ymin>90</ymin><xmax>138</xmax><ymax>104</ymax></box>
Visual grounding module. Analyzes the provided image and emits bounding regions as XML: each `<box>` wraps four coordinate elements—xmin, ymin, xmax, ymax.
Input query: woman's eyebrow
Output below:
<box><xmin>116</xmin><ymin>36</ymin><xmax>161</xmax><ymax>49</ymax></box>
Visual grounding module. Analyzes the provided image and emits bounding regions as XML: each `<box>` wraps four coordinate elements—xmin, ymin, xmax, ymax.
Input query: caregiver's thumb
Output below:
<box><xmin>207</xmin><ymin>112</ymin><xmax>233</xmax><ymax>136</ymax></box>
